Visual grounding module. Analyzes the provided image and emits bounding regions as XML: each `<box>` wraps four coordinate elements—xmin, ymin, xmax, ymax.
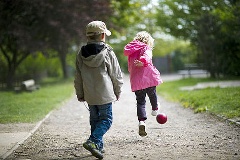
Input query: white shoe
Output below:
<box><xmin>151</xmin><ymin>102</ymin><xmax>160</xmax><ymax>116</ymax></box>
<box><xmin>151</xmin><ymin>110</ymin><xmax>158</xmax><ymax>116</ymax></box>
<box><xmin>139</xmin><ymin>121</ymin><xmax>147</xmax><ymax>137</ymax></box>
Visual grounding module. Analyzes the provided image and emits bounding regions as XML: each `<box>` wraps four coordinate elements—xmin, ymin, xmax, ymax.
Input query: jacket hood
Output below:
<box><xmin>124</xmin><ymin>40</ymin><xmax>148</xmax><ymax>56</ymax></box>
<box><xmin>80</xmin><ymin>42</ymin><xmax>106</xmax><ymax>67</ymax></box>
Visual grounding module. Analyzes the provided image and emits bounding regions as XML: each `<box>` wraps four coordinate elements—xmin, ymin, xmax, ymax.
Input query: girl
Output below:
<box><xmin>124</xmin><ymin>31</ymin><xmax>163</xmax><ymax>137</ymax></box>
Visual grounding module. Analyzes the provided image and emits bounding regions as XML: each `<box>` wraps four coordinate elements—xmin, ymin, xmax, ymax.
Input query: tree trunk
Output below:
<box><xmin>6</xmin><ymin>65</ymin><xmax>16</xmax><ymax>89</ymax></box>
<box><xmin>59</xmin><ymin>51</ymin><xmax>68</xmax><ymax>79</ymax></box>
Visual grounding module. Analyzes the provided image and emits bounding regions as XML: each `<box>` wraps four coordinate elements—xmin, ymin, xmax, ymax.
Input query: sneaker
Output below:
<box><xmin>100</xmin><ymin>148</ymin><xmax>105</xmax><ymax>153</ymax></box>
<box><xmin>151</xmin><ymin>102</ymin><xmax>160</xmax><ymax>116</ymax></box>
<box><xmin>139</xmin><ymin>121</ymin><xmax>147</xmax><ymax>137</ymax></box>
<box><xmin>83</xmin><ymin>140</ymin><xmax>103</xmax><ymax>159</ymax></box>
<box><xmin>151</xmin><ymin>110</ymin><xmax>158</xmax><ymax>116</ymax></box>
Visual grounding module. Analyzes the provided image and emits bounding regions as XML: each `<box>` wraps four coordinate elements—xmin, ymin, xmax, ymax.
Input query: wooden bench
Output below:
<box><xmin>178</xmin><ymin>63</ymin><xmax>209</xmax><ymax>78</ymax></box>
<box><xmin>178</xmin><ymin>69</ymin><xmax>208</xmax><ymax>78</ymax></box>
<box><xmin>15</xmin><ymin>79</ymin><xmax>40</xmax><ymax>92</ymax></box>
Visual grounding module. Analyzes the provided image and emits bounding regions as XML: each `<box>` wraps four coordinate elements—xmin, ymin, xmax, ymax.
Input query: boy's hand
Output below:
<box><xmin>77</xmin><ymin>95</ymin><xmax>85</xmax><ymax>102</ymax></box>
<box><xmin>134</xmin><ymin>59</ymin><xmax>143</xmax><ymax>67</ymax></box>
<box><xmin>116</xmin><ymin>95</ymin><xmax>120</xmax><ymax>101</ymax></box>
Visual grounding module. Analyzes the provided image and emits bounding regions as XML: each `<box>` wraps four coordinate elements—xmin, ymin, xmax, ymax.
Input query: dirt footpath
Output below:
<box><xmin>5</xmin><ymin>76</ymin><xmax>240</xmax><ymax>160</ymax></box>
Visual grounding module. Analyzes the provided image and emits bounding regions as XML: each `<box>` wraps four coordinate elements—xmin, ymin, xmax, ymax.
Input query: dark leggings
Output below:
<box><xmin>134</xmin><ymin>86</ymin><xmax>158</xmax><ymax>121</ymax></box>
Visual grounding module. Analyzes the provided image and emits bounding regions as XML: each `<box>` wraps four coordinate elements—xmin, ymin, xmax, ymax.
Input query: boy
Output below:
<box><xmin>74</xmin><ymin>21</ymin><xmax>123</xmax><ymax>159</ymax></box>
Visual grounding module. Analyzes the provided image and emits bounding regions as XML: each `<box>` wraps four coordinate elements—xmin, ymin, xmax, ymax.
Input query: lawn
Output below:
<box><xmin>1</xmin><ymin>77</ymin><xmax>239</xmax><ymax>124</ymax></box>
<box><xmin>0</xmin><ymin>78</ymin><xmax>74</xmax><ymax>123</ymax></box>
<box><xmin>157</xmin><ymin>78</ymin><xmax>240</xmax><ymax>119</ymax></box>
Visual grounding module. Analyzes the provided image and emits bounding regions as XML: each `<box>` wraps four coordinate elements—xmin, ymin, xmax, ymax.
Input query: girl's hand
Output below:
<box><xmin>134</xmin><ymin>59</ymin><xmax>144</xmax><ymax>67</ymax></box>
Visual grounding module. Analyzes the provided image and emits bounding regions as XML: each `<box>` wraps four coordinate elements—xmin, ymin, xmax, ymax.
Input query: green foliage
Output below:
<box><xmin>0</xmin><ymin>53</ymin><xmax>7</xmax><ymax>82</ymax></box>
<box><xmin>110</xmin><ymin>0</ymin><xmax>152</xmax><ymax>36</ymax></box>
<box><xmin>153</xmin><ymin>39</ymin><xmax>191</xmax><ymax>57</ymax></box>
<box><xmin>156</xmin><ymin>0</ymin><xmax>224</xmax><ymax>39</ymax></box>
<box><xmin>66</xmin><ymin>53</ymin><xmax>76</xmax><ymax>70</ymax></box>
<box><xmin>109</xmin><ymin>0</ymin><xmax>155</xmax><ymax>53</ymax></box>
<box><xmin>157</xmin><ymin>78</ymin><xmax>240</xmax><ymax>119</ymax></box>
<box><xmin>110</xmin><ymin>40</ymin><xmax>129</xmax><ymax>72</ymax></box>
<box><xmin>0</xmin><ymin>0</ymin><xmax>113</xmax><ymax>87</ymax></box>
<box><xmin>16</xmin><ymin>53</ymin><xmax>46</xmax><ymax>78</ymax></box>
<box><xmin>15</xmin><ymin>52</ymin><xmax>62</xmax><ymax>80</ymax></box>
<box><xmin>110</xmin><ymin>0</ymin><xmax>198</xmax><ymax>73</ymax></box>
<box><xmin>46</xmin><ymin>58</ymin><xmax>62</xmax><ymax>78</ymax></box>
<box><xmin>214</xmin><ymin>3</ymin><xmax>240</xmax><ymax>76</ymax></box>
<box><xmin>0</xmin><ymin>78</ymin><xmax>74</xmax><ymax>123</ymax></box>
<box><xmin>156</xmin><ymin>0</ymin><xmax>240</xmax><ymax>77</ymax></box>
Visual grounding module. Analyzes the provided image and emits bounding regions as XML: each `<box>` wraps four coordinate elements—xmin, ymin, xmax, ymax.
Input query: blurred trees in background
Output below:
<box><xmin>0</xmin><ymin>0</ymin><xmax>239</xmax><ymax>89</ymax></box>
<box><xmin>156</xmin><ymin>0</ymin><xmax>240</xmax><ymax>78</ymax></box>
<box><xmin>0</xmin><ymin>0</ymin><xmax>112</xmax><ymax>88</ymax></box>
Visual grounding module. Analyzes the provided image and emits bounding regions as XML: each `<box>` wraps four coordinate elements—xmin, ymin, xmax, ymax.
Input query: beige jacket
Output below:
<box><xmin>74</xmin><ymin>42</ymin><xmax>123</xmax><ymax>105</ymax></box>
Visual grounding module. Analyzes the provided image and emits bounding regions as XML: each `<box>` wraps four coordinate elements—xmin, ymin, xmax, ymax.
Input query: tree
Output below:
<box><xmin>0</xmin><ymin>0</ymin><xmax>113</xmax><ymax>89</ymax></box>
<box><xmin>156</xmin><ymin>0</ymin><xmax>240</xmax><ymax>78</ymax></box>
<box><xmin>110</xmin><ymin>0</ymin><xmax>152</xmax><ymax>38</ymax></box>
<box><xmin>0</xmin><ymin>0</ymin><xmax>46</xmax><ymax>88</ymax></box>
<box><xmin>40</xmin><ymin>0</ymin><xmax>113</xmax><ymax>79</ymax></box>
<box><xmin>213</xmin><ymin>2</ymin><xmax>240</xmax><ymax>76</ymax></box>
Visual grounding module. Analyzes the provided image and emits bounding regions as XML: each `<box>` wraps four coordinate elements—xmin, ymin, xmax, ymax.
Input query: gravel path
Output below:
<box><xmin>4</xmin><ymin>75</ymin><xmax>240</xmax><ymax>160</ymax></box>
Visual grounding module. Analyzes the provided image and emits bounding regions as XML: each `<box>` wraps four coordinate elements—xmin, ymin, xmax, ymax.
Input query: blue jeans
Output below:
<box><xmin>88</xmin><ymin>103</ymin><xmax>113</xmax><ymax>150</ymax></box>
<box><xmin>135</xmin><ymin>86</ymin><xmax>158</xmax><ymax>121</ymax></box>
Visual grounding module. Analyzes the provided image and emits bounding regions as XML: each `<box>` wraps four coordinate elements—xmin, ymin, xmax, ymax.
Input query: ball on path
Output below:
<box><xmin>156</xmin><ymin>113</ymin><xmax>167</xmax><ymax>124</ymax></box>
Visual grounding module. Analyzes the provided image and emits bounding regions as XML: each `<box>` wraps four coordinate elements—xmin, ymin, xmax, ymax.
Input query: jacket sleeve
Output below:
<box><xmin>105</xmin><ymin>48</ymin><xmax>124</xmax><ymax>97</ymax></box>
<box><xmin>74</xmin><ymin>52</ymin><xmax>84</xmax><ymax>98</ymax></box>
<box><xmin>139</xmin><ymin>49</ymin><xmax>152</xmax><ymax>67</ymax></box>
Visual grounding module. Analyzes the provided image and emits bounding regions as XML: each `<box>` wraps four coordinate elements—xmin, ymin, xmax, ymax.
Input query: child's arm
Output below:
<box><xmin>74</xmin><ymin>54</ymin><xmax>85</xmax><ymax>102</ymax></box>
<box><xmin>105</xmin><ymin>48</ymin><xmax>124</xmax><ymax>99</ymax></box>
<box><xmin>136</xmin><ymin>50</ymin><xmax>152</xmax><ymax>67</ymax></box>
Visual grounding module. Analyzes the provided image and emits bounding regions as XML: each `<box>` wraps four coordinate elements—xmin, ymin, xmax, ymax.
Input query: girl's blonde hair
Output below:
<box><xmin>134</xmin><ymin>31</ymin><xmax>154</xmax><ymax>48</ymax></box>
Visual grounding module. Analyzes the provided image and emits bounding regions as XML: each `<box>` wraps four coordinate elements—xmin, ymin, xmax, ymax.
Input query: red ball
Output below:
<box><xmin>156</xmin><ymin>113</ymin><xmax>167</xmax><ymax>124</ymax></box>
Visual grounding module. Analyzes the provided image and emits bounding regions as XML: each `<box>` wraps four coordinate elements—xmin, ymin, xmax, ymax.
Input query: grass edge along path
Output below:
<box><xmin>0</xmin><ymin>78</ymin><xmax>74</xmax><ymax>124</ymax></box>
<box><xmin>157</xmin><ymin>78</ymin><xmax>240</xmax><ymax>120</ymax></box>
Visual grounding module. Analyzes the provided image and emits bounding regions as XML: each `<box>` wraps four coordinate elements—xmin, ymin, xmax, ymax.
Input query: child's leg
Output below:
<box><xmin>146</xmin><ymin>86</ymin><xmax>158</xmax><ymax>110</ymax></box>
<box><xmin>89</xmin><ymin>105</ymin><xmax>98</xmax><ymax>134</ymax></box>
<box><xmin>135</xmin><ymin>89</ymin><xmax>147</xmax><ymax>121</ymax></box>
<box><xmin>135</xmin><ymin>89</ymin><xmax>148</xmax><ymax>136</ymax></box>
<box><xmin>89</xmin><ymin>103</ymin><xmax>113</xmax><ymax>151</ymax></box>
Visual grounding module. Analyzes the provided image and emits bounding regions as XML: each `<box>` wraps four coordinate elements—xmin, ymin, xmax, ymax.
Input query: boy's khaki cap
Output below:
<box><xmin>86</xmin><ymin>21</ymin><xmax>111</xmax><ymax>36</ymax></box>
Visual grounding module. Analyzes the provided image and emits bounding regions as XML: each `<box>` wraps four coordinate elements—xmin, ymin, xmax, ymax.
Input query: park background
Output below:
<box><xmin>0</xmin><ymin>0</ymin><xmax>239</xmax><ymax>124</ymax></box>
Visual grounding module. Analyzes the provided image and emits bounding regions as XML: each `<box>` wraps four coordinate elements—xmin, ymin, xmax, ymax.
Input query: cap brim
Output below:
<box><xmin>105</xmin><ymin>29</ymin><xmax>111</xmax><ymax>36</ymax></box>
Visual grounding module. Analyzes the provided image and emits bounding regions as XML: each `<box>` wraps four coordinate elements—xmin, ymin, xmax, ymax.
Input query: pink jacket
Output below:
<box><xmin>124</xmin><ymin>40</ymin><xmax>163</xmax><ymax>92</ymax></box>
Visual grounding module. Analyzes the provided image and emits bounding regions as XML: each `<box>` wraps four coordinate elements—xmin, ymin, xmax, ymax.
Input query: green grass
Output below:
<box><xmin>157</xmin><ymin>78</ymin><xmax>240</xmax><ymax>119</ymax></box>
<box><xmin>0</xmin><ymin>78</ymin><xmax>74</xmax><ymax>123</ymax></box>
